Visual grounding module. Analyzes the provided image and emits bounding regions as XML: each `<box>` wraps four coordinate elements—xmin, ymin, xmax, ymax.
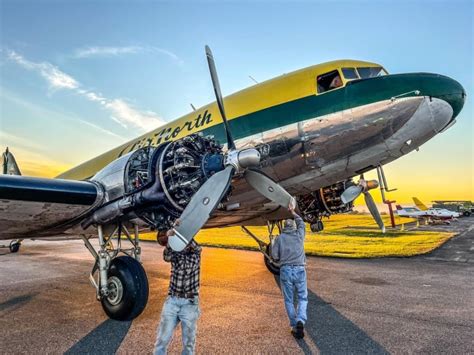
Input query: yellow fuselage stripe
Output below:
<box><xmin>58</xmin><ymin>59</ymin><xmax>382</xmax><ymax>180</ymax></box>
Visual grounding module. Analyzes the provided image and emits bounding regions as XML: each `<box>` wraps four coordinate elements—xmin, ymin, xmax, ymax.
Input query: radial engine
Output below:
<box><xmin>297</xmin><ymin>180</ymin><xmax>355</xmax><ymax>231</ymax></box>
<box><xmin>82</xmin><ymin>134</ymin><xmax>226</xmax><ymax>231</ymax></box>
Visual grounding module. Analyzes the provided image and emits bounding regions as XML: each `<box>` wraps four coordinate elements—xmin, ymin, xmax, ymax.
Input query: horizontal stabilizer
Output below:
<box><xmin>2</xmin><ymin>148</ymin><xmax>21</xmax><ymax>176</ymax></box>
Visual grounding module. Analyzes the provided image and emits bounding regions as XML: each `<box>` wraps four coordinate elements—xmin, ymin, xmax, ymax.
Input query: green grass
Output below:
<box><xmin>140</xmin><ymin>214</ymin><xmax>455</xmax><ymax>258</ymax></box>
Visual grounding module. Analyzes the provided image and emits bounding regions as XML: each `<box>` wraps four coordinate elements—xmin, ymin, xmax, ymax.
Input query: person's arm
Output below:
<box><xmin>271</xmin><ymin>237</ymin><xmax>280</xmax><ymax>261</ymax></box>
<box><xmin>162</xmin><ymin>220</ymin><xmax>181</xmax><ymax>262</ymax></box>
<box><xmin>293</xmin><ymin>213</ymin><xmax>306</xmax><ymax>240</ymax></box>
<box><xmin>163</xmin><ymin>246</ymin><xmax>173</xmax><ymax>263</ymax></box>
<box><xmin>288</xmin><ymin>198</ymin><xmax>305</xmax><ymax>240</ymax></box>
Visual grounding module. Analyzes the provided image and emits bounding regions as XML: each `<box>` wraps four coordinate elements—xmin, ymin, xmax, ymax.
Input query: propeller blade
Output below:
<box><xmin>169</xmin><ymin>165</ymin><xmax>234</xmax><ymax>251</ymax></box>
<box><xmin>364</xmin><ymin>191</ymin><xmax>386</xmax><ymax>233</ymax></box>
<box><xmin>341</xmin><ymin>185</ymin><xmax>363</xmax><ymax>204</ymax></box>
<box><xmin>205</xmin><ymin>45</ymin><xmax>235</xmax><ymax>150</ymax></box>
<box><xmin>244</xmin><ymin>169</ymin><xmax>294</xmax><ymax>208</ymax></box>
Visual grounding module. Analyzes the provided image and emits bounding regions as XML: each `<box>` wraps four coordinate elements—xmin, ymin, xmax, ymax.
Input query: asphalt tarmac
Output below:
<box><xmin>0</xmin><ymin>218</ymin><xmax>473</xmax><ymax>354</ymax></box>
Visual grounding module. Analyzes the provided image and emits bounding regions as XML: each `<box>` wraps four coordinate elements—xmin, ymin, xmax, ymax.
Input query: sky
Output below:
<box><xmin>0</xmin><ymin>0</ymin><xmax>472</xmax><ymax>205</ymax></box>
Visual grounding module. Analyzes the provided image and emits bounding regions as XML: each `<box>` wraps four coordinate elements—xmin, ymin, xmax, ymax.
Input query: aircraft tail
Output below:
<box><xmin>396</xmin><ymin>205</ymin><xmax>403</xmax><ymax>210</ymax></box>
<box><xmin>412</xmin><ymin>197</ymin><xmax>428</xmax><ymax>211</ymax></box>
<box><xmin>2</xmin><ymin>147</ymin><xmax>22</xmax><ymax>176</ymax></box>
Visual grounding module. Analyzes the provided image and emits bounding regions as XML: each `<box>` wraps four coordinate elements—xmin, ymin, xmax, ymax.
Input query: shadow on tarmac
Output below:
<box><xmin>65</xmin><ymin>319</ymin><xmax>132</xmax><ymax>354</ymax></box>
<box><xmin>274</xmin><ymin>275</ymin><xmax>388</xmax><ymax>355</ymax></box>
<box><xmin>0</xmin><ymin>293</ymin><xmax>37</xmax><ymax>315</ymax></box>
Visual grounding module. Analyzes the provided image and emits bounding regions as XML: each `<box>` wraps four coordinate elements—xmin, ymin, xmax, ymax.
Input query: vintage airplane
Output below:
<box><xmin>0</xmin><ymin>46</ymin><xmax>466</xmax><ymax>321</ymax></box>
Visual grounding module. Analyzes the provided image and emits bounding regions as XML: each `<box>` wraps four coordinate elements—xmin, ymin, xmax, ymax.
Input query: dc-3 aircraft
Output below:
<box><xmin>0</xmin><ymin>46</ymin><xmax>466</xmax><ymax>321</ymax></box>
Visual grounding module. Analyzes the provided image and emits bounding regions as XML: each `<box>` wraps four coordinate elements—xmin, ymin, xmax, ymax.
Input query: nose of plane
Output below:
<box><xmin>416</xmin><ymin>73</ymin><xmax>466</xmax><ymax>120</ymax></box>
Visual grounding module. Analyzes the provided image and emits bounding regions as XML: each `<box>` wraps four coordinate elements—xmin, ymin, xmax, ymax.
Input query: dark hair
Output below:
<box><xmin>157</xmin><ymin>231</ymin><xmax>168</xmax><ymax>246</ymax></box>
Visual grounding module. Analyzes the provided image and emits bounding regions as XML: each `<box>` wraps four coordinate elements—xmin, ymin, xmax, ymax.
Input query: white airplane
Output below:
<box><xmin>396</xmin><ymin>204</ymin><xmax>460</xmax><ymax>220</ymax></box>
<box><xmin>0</xmin><ymin>47</ymin><xmax>466</xmax><ymax>321</ymax></box>
<box><xmin>412</xmin><ymin>197</ymin><xmax>461</xmax><ymax>218</ymax></box>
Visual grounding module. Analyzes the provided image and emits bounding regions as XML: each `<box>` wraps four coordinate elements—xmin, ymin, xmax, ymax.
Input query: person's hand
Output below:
<box><xmin>174</xmin><ymin>219</ymin><xmax>181</xmax><ymax>227</ymax></box>
<box><xmin>288</xmin><ymin>197</ymin><xmax>296</xmax><ymax>213</ymax></box>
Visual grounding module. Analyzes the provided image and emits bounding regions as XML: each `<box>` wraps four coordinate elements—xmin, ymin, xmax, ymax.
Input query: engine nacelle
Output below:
<box><xmin>298</xmin><ymin>180</ymin><xmax>354</xmax><ymax>223</ymax></box>
<box><xmin>83</xmin><ymin>134</ymin><xmax>225</xmax><ymax>231</ymax></box>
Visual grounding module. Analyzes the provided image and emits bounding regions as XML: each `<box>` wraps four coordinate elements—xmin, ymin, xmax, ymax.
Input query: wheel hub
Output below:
<box><xmin>106</xmin><ymin>276</ymin><xmax>123</xmax><ymax>305</ymax></box>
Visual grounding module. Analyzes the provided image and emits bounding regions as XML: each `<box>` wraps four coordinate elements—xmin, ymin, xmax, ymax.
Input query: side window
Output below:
<box><xmin>357</xmin><ymin>67</ymin><xmax>387</xmax><ymax>78</ymax></box>
<box><xmin>342</xmin><ymin>68</ymin><xmax>359</xmax><ymax>80</ymax></box>
<box><xmin>317</xmin><ymin>70</ymin><xmax>343</xmax><ymax>94</ymax></box>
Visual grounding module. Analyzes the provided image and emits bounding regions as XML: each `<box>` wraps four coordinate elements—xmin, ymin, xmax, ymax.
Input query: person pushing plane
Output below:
<box><xmin>154</xmin><ymin>220</ymin><xmax>202</xmax><ymax>355</ymax></box>
<box><xmin>271</xmin><ymin>200</ymin><xmax>308</xmax><ymax>339</ymax></box>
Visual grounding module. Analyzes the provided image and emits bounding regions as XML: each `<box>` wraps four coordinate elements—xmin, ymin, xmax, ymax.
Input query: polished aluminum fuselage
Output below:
<box><xmin>0</xmin><ymin>95</ymin><xmax>453</xmax><ymax>239</ymax></box>
<box><xmin>209</xmin><ymin>95</ymin><xmax>452</xmax><ymax>226</ymax></box>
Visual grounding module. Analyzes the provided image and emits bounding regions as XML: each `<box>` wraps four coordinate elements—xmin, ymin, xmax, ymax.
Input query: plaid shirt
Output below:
<box><xmin>163</xmin><ymin>241</ymin><xmax>202</xmax><ymax>296</ymax></box>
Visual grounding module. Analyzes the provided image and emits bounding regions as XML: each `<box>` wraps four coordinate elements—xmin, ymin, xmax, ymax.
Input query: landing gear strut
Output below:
<box><xmin>242</xmin><ymin>221</ymin><xmax>282</xmax><ymax>275</ymax></box>
<box><xmin>82</xmin><ymin>222</ymin><xmax>149</xmax><ymax>321</ymax></box>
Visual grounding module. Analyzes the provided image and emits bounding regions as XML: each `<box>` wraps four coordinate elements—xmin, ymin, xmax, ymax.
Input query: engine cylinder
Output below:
<box><xmin>87</xmin><ymin>134</ymin><xmax>224</xmax><ymax>230</ymax></box>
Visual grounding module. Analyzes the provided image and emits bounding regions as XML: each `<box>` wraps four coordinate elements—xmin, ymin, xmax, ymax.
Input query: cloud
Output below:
<box><xmin>6</xmin><ymin>50</ymin><xmax>165</xmax><ymax>131</ymax></box>
<box><xmin>74</xmin><ymin>46</ymin><xmax>143</xmax><ymax>58</ymax></box>
<box><xmin>105</xmin><ymin>98</ymin><xmax>164</xmax><ymax>130</ymax></box>
<box><xmin>151</xmin><ymin>47</ymin><xmax>183</xmax><ymax>64</ymax></box>
<box><xmin>73</xmin><ymin>45</ymin><xmax>183</xmax><ymax>64</ymax></box>
<box><xmin>1</xmin><ymin>89</ymin><xmax>126</xmax><ymax>140</ymax></box>
<box><xmin>77</xmin><ymin>90</ymin><xmax>163</xmax><ymax>130</ymax></box>
<box><xmin>7</xmin><ymin>50</ymin><xmax>79</xmax><ymax>90</ymax></box>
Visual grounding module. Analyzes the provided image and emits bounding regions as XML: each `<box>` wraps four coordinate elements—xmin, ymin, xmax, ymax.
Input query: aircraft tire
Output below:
<box><xmin>264</xmin><ymin>245</ymin><xmax>280</xmax><ymax>275</ymax></box>
<box><xmin>310</xmin><ymin>220</ymin><xmax>324</xmax><ymax>233</ymax></box>
<box><xmin>9</xmin><ymin>241</ymin><xmax>20</xmax><ymax>253</ymax></box>
<box><xmin>101</xmin><ymin>256</ymin><xmax>149</xmax><ymax>321</ymax></box>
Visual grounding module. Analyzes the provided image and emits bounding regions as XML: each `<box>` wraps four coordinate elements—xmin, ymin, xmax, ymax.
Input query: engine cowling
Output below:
<box><xmin>298</xmin><ymin>180</ymin><xmax>355</xmax><ymax>223</ymax></box>
<box><xmin>82</xmin><ymin>134</ymin><xmax>225</xmax><ymax>231</ymax></box>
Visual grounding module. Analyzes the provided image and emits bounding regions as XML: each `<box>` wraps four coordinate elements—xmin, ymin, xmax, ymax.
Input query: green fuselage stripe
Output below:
<box><xmin>201</xmin><ymin>73</ymin><xmax>464</xmax><ymax>144</ymax></box>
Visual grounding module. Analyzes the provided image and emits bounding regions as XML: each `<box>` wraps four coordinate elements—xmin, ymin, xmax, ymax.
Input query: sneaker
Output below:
<box><xmin>295</xmin><ymin>321</ymin><xmax>305</xmax><ymax>339</ymax></box>
<box><xmin>290</xmin><ymin>328</ymin><xmax>299</xmax><ymax>339</ymax></box>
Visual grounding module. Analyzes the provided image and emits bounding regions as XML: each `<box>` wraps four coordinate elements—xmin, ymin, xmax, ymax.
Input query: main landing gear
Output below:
<box><xmin>241</xmin><ymin>221</ymin><xmax>282</xmax><ymax>275</ymax></box>
<box><xmin>81</xmin><ymin>222</ymin><xmax>149</xmax><ymax>321</ymax></box>
<box><xmin>310</xmin><ymin>220</ymin><xmax>324</xmax><ymax>233</ymax></box>
<box><xmin>0</xmin><ymin>239</ymin><xmax>22</xmax><ymax>253</ymax></box>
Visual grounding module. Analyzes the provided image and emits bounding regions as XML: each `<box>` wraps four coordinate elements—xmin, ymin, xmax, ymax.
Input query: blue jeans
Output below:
<box><xmin>280</xmin><ymin>265</ymin><xmax>308</xmax><ymax>328</ymax></box>
<box><xmin>154</xmin><ymin>296</ymin><xmax>200</xmax><ymax>355</ymax></box>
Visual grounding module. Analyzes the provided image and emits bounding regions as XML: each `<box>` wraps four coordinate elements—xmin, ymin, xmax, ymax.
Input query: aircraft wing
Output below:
<box><xmin>0</xmin><ymin>175</ymin><xmax>103</xmax><ymax>240</ymax></box>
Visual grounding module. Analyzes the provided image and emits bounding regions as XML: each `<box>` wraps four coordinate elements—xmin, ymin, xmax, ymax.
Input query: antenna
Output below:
<box><xmin>248</xmin><ymin>75</ymin><xmax>258</xmax><ymax>84</ymax></box>
<box><xmin>190</xmin><ymin>103</ymin><xmax>196</xmax><ymax>111</ymax></box>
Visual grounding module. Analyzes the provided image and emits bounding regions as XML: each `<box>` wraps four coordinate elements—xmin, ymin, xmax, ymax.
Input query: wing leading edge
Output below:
<box><xmin>0</xmin><ymin>175</ymin><xmax>102</xmax><ymax>239</ymax></box>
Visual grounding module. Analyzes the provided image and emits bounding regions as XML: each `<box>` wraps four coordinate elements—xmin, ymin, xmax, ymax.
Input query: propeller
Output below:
<box><xmin>364</xmin><ymin>191</ymin><xmax>385</xmax><ymax>233</ymax></box>
<box><xmin>205</xmin><ymin>45</ymin><xmax>235</xmax><ymax>151</ymax></box>
<box><xmin>168</xmin><ymin>166</ymin><xmax>234</xmax><ymax>251</ymax></box>
<box><xmin>341</xmin><ymin>178</ymin><xmax>385</xmax><ymax>233</ymax></box>
<box><xmin>169</xmin><ymin>46</ymin><xmax>294</xmax><ymax>251</ymax></box>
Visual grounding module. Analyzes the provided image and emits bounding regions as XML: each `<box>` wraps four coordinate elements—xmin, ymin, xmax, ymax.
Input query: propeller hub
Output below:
<box><xmin>366</xmin><ymin>180</ymin><xmax>379</xmax><ymax>191</ymax></box>
<box><xmin>224</xmin><ymin>148</ymin><xmax>260</xmax><ymax>171</ymax></box>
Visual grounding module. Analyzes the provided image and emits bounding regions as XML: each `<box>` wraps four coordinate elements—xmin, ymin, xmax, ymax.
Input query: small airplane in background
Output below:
<box><xmin>396</xmin><ymin>197</ymin><xmax>461</xmax><ymax>222</ymax></box>
<box><xmin>413</xmin><ymin>197</ymin><xmax>461</xmax><ymax>218</ymax></box>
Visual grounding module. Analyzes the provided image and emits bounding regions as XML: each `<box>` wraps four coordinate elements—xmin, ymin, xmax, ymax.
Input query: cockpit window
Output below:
<box><xmin>317</xmin><ymin>70</ymin><xmax>343</xmax><ymax>93</ymax></box>
<box><xmin>342</xmin><ymin>68</ymin><xmax>359</xmax><ymax>80</ymax></box>
<box><xmin>357</xmin><ymin>67</ymin><xmax>387</xmax><ymax>78</ymax></box>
